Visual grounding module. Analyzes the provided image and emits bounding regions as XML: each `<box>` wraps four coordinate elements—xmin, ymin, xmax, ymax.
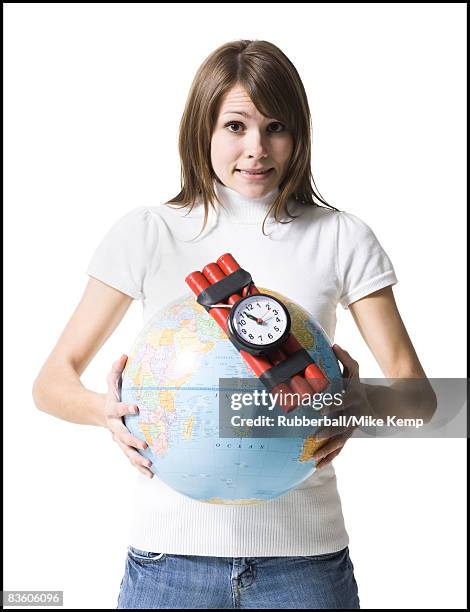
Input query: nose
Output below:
<box><xmin>244</xmin><ymin>132</ymin><xmax>269</xmax><ymax>159</ymax></box>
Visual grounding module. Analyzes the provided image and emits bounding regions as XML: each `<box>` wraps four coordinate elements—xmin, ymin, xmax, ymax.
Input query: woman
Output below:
<box><xmin>32</xmin><ymin>40</ymin><xmax>435</xmax><ymax>609</ymax></box>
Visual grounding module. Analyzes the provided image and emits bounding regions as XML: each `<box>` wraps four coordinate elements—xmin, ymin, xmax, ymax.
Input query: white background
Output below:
<box><xmin>4</xmin><ymin>3</ymin><xmax>467</xmax><ymax>609</ymax></box>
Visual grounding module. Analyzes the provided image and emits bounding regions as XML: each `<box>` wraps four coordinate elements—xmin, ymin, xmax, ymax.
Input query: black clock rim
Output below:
<box><xmin>227</xmin><ymin>293</ymin><xmax>291</xmax><ymax>354</ymax></box>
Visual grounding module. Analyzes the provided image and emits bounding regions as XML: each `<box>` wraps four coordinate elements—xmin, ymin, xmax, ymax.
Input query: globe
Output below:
<box><xmin>122</xmin><ymin>288</ymin><xmax>343</xmax><ymax>505</ymax></box>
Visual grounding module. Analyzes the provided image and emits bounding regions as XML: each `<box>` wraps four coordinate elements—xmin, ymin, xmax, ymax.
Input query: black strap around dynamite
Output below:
<box><xmin>196</xmin><ymin>268</ymin><xmax>252</xmax><ymax>310</ymax></box>
<box><xmin>259</xmin><ymin>349</ymin><xmax>316</xmax><ymax>391</ymax></box>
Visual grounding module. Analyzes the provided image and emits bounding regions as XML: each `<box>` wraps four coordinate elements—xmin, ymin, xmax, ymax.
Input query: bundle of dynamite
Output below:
<box><xmin>185</xmin><ymin>253</ymin><xmax>329</xmax><ymax>413</ymax></box>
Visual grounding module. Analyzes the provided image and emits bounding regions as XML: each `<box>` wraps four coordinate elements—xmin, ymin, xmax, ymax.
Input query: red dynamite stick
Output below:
<box><xmin>217</xmin><ymin>254</ymin><xmax>329</xmax><ymax>395</ymax></box>
<box><xmin>282</xmin><ymin>335</ymin><xmax>329</xmax><ymax>394</ymax></box>
<box><xmin>185</xmin><ymin>269</ymin><xmax>295</xmax><ymax>412</ymax></box>
<box><xmin>201</xmin><ymin>263</ymin><xmax>240</xmax><ymax>306</ymax></box>
<box><xmin>267</xmin><ymin>348</ymin><xmax>314</xmax><ymax>402</ymax></box>
<box><xmin>185</xmin><ymin>271</ymin><xmax>228</xmax><ymax>330</ymax></box>
<box><xmin>201</xmin><ymin>263</ymin><xmax>296</xmax><ymax>412</ymax></box>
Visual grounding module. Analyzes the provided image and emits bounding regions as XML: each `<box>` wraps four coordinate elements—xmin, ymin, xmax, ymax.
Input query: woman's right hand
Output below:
<box><xmin>104</xmin><ymin>354</ymin><xmax>154</xmax><ymax>479</ymax></box>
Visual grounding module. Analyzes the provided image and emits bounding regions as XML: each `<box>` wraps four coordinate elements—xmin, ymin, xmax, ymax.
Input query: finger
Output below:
<box><xmin>316</xmin><ymin>448</ymin><xmax>342</xmax><ymax>470</ymax></box>
<box><xmin>109</xmin><ymin>424</ymin><xmax>149</xmax><ymax>451</ymax></box>
<box><xmin>312</xmin><ymin>434</ymin><xmax>346</xmax><ymax>461</ymax></box>
<box><xmin>115</xmin><ymin>440</ymin><xmax>154</xmax><ymax>479</ymax></box>
<box><xmin>106</xmin><ymin>402</ymin><xmax>140</xmax><ymax>419</ymax></box>
<box><xmin>137</xmin><ymin>465</ymin><xmax>154</xmax><ymax>479</ymax></box>
<box><xmin>115</xmin><ymin>438</ymin><xmax>153</xmax><ymax>468</ymax></box>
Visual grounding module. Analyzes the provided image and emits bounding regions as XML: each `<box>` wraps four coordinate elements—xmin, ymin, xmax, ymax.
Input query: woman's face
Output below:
<box><xmin>211</xmin><ymin>84</ymin><xmax>293</xmax><ymax>196</ymax></box>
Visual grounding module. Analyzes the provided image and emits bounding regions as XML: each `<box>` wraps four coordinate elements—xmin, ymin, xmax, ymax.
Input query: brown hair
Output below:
<box><xmin>165</xmin><ymin>39</ymin><xmax>340</xmax><ymax>237</ymax></box>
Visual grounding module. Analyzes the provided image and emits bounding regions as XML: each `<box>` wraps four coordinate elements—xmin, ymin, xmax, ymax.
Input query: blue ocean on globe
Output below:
<box><xmin>121</xmin><ymin>288</ymin><xmax>343</xmax><ymax>505</ymax></box>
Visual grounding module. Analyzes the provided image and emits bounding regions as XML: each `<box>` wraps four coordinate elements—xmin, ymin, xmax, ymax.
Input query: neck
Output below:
<box><xmin>212</xmin><ymin>179</ymin><xmax>281</xmax><ymax>225</ymax></box>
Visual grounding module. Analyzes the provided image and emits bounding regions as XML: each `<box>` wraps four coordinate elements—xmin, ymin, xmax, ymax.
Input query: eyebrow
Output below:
<box><xmin>221</xmin><ymin>111</ymin><xmax>279</xmax><ymax>122</ymax></box>
<box><xmin>222</xmin><ymin>111</ymin><xmax>251</xmax><ymax>118</ymax></box>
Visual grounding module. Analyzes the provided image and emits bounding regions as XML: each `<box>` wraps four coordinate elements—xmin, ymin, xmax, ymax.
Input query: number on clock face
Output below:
<box><xmin>232</xmin><ymin>295</ymin><xmax>288</xmax><ymax>346</ymax></box>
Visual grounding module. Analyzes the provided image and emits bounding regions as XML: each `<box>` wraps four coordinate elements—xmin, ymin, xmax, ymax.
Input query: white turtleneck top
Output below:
<box><xmin>86</xmin><ymin>179</ymin><xmax>397</xmax><ymax>557</ymax></box>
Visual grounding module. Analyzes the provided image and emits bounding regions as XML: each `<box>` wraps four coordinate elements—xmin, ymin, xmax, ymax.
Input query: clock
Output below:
<box><xmin>227</xmin><ymin>293</ymin><xmax>291</xmax><ymax>355</ymax></box>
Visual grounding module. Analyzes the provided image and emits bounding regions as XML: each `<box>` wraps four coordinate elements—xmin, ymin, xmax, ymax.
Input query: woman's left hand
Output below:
<box><xmin>311</xmin><ymin>344</ymin><xmax>361</xmax><ymax>470</ymax></box>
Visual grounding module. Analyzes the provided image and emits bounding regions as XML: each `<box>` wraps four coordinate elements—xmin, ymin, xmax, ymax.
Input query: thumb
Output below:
<box><xmin>107</xmin><ymin>354</ymin><xmax>128</xmax><ymax>393</ymax></box>
<box><xmin>332</xmin><ymin>344</ymin><xmax>346</xmax><ymax>360</ymax></box>
<box><xmin>332</xmin><ymin>344</ymin><xmax>359</xmax><ymax>379</ymax></box>
<box><xmin>109</xmin><ymin>354</ymin><xmax>128</xmax><ymax>375</ymax></box>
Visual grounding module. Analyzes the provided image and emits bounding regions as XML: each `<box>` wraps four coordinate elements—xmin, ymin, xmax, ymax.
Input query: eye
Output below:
<box><xmin>224</xmin><ymin>121</ymin><xmax>286</xmax><ymax>134</ymax></box>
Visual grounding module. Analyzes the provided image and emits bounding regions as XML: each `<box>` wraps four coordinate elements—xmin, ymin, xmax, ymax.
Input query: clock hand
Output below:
<box><xmin>259</xmin><ymin>305</ymin><xmax>277</xmax><ymax>322</ymax></box>
<box><xmin>244</xmin><ymin>311</ymin><xmax>264</xmax><ymax>325</ymax></box>
<box><xmin>262</xmin><ymin>314</ymin><xmax>275</xmax><ymax>323</ymax></box>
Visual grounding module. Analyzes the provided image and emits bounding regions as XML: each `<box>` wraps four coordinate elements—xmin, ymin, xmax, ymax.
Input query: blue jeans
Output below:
<box><xmin>117</xmin><ymin>545</ymin><xmax>360</xmax><ymax>609</ymax></box>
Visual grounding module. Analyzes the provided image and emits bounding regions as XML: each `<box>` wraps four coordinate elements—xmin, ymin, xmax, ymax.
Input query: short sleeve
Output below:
<box><xmin>337</xmin><ymin>211</ymin><xmax>398</xmax><ymax>309</ymax></box>
<box><xmin>86</xmin><ymin>206</ymin><xmax>159</xmax><ymax>300</ymax></box>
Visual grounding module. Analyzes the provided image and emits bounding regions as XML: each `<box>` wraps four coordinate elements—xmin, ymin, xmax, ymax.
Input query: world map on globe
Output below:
<box><xmin>122</xmin><ymin>288</ymin><xmax>343</xmax><ymax>505</ymax></box>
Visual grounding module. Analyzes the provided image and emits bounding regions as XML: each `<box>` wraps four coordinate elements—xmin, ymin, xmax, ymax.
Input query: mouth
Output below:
<box><xmin>236</xmin><ymin>168</ymin><xmax>274</xmax><ymax>177</ymax></box>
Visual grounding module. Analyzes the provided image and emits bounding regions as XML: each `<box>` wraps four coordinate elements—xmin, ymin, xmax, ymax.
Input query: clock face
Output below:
<box><xmin>230</xmin><ymin>295</ymin><xmax>289</xmax><ymax>347</ymax></box>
